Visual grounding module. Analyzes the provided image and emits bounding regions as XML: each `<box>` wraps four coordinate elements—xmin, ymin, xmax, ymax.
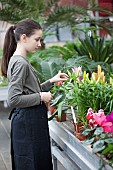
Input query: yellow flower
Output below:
<box><xmin>100</xmin><ymin>72</ymin><xmax>105</xmax><ymax>83</ymax></box>
<box><xmin>92</xmin><ymin>72</ymin><xmax>98</xmax><ymax>81</ymax></box>
<box><xmin>98</xmin><ymin>65</ymin><xmax>101</xmax><ymax>75</ymax></box>
<box><xmin>83</xmin><ymin>71</ymin><xmax>86</xmax><ymax>80</ymax></box>
<box><xmin>110</xmin><ymin>77</ymin><xmax>113</xmax><ymax>85</ymax></box>
<box><xmin>91</xmin><ymin>65</ymin><xmax>106</xmax><ymax>83</ymax></box>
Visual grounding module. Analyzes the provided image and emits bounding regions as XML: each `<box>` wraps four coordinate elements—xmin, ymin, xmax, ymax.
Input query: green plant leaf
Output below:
<box><xmin>83</xmin><ymin>137</ymin><xmax>95</xmax><ymax>145</ymax></box>
<box><xmin>58</xmin><ymin>101</ymin><xmax>63</xmax><ymax>121</ymax></box>
<box><xmin>51</xmin><ymin>95</ymin><xmax>63</xmax><ymax>106</ymax></box>
<box><xmin>82</xmin><ymin>128</ymin><xmax>94</xmax><ymax>136</ymax></box>
<box><xmin>93</xmin><ymin>140</ymin><xmax>105</xmax><ymax>153</ymax></box>
<box><xmin>41</xmin><ymin>61</ymin><xmax>57</xmax><ymax>80</ymax></box>
<box><xmin>48</xmin><ymin>109</ymin><xmax>58</xmax><ymax>121</ymax></box>
<box><xmin>102</xmin><ymin>143</ymin><xmax>113</xmax><ymax>155</ymax></box>
<box><xmin>94</xmin><ymin>127</ymin><xmax>103</xmax><ymax>135</ymax></box>
<box><xmin>105</xmin><ymin>138</ymin><xmax>113</xmax><ymax>144</ymax></box>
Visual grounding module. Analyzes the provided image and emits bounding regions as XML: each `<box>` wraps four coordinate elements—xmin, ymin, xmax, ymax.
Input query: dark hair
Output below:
<box><xmin>1</xmin><ymin>19</ymin><xmax>42</xmax><ymax>77</ymax></box>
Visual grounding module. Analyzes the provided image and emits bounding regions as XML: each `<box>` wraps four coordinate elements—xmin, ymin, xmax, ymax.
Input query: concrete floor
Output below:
<box><xmin>0</xmin><ymin>101</ymin><xmax>66</xmax><ymax>170</ymax></box>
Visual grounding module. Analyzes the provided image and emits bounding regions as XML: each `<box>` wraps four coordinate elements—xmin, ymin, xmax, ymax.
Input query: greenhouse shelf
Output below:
<box><xmin>49</xmin><ymin>116</ymin><xmax>113</xmax><ymax>170</ymax></box>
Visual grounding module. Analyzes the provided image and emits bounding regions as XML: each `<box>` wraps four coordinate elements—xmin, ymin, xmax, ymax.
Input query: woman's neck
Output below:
<box><xmin>13</xmin><ymin>44</ymin><xmax>27</xmax><ymax>58</ymax></box>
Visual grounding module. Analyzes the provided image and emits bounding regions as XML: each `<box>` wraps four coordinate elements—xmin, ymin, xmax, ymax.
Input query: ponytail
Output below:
<box><xmin>1</xmin><ymin>26</ymin><xmax>17</xmax><ymax>77</ymax></box>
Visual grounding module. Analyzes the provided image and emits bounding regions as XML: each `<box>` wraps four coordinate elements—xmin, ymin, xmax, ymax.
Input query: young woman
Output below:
<box><xmin>1</xmin><ymin>19</ymin><xmax>68</xmax><ymax>170</ymax></box>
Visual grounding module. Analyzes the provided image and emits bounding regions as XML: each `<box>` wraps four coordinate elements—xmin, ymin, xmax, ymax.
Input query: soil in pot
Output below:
<box><xmin>55</xmin><ymin>113</ymin><xmax>66</xmax><ymax>122</ymax></box>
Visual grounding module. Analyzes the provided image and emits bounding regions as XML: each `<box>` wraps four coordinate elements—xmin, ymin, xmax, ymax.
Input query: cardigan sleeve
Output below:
<box><xmin>8</xmin><ymin>60</ymin><xmax>41</xmax><ymax>108</ymax></box>
<box><xmin>41</xmin><ymin>80</ymin><xmax>53</xmax><ymax>92</ymax></box>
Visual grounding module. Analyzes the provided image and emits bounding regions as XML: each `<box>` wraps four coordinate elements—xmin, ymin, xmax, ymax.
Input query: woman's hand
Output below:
<box><xmin>50</xmin><ymin>71</ymin><xmax>69</xmax><ymax>83</ymax></box>
<box><xmin>39</xmin><ymin>92</ymin><xmax>52</xmax><ymax>103</ymax></box>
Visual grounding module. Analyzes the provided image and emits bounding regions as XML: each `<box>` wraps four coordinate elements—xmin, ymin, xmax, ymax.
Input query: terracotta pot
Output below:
<box><xmin>49</xmin><ymin>105</ymin><xmax>57</xmax><ymax>115</ymax></box>
<box><xmin>75</xmin><ymin>131</ymin><xmax>87</xmax><ymax>141</ymax></box>
<box><xmin>72</xmin><ymin>121</ymin><xmax>87</xmax><ymax>141</ymax></box>
<box><xmin>72</xmin><ymin>121</ymin><xmax>84</xmax><ymax>132</ymax></box>
<box><xmin>55</xmin><ymin>113</ymin><xmax>66</xmax><ymax>122</ymax></box>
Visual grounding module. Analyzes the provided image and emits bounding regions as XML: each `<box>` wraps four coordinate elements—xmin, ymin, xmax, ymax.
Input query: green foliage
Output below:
<box><xmin>0</xmin><ymin>0</ymin><xmax>59</xmax><ymax>24</ymax></box>
<box><xmin>28</xmin><ymin>40</ymin><xmax>112</xmax><ymax>82</ymax></box>
<box><xmin>58</xmin><ymin>66</ymin><xmax>113</xmax><ymax>125</ymax></box>
<box><xmin>32</xmin><ymin>42</ymin><xmax>78</xmax><ymax>61</ymax></box>
<box><xmin>75</xmin><ymin>80</ymin><xmax>113</xmax><ymax>116</ymax></box>
<box><xmin>83</xmin><ymin>127</ymin><xmax>113</xmax><ymax>169</ymax></box>
<box><xmin>45</xmin><ymin>6</ymin><xmax>87</xmax><ymax>28</ymax></box>
<box><xmin>74</xmin><ymin>36</ymin><xmax>113</xmax><ymax>64</ymax></box>
<box><xmin>0</xmin><ymin>76</ymin><xmax>8</xmax><ymax>87</ymax></box>
<box><xmin>0</xmin><ymin>0</ymin><xmax>31</xmax><ymax>23</ymax></box>
<box><xmin>48</xmin><ymin>81</ymin><xmax>68</xmax><ymax>121</ymax></box>
<box><xmin>1</xmin><ymin>0</ymin><xmax>113</xmax><ymax>36</ymax></box>
<box><xmin>28</xmin><ymin>55</ymin><xmax>59</xmax><ymax>82</ymax></box>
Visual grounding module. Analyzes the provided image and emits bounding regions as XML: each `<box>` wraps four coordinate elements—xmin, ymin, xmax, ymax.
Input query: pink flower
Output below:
<box><xmin>86</xmin><ymin>108</ymin><xmax>113</xmax><ymax>133</ymax></box>
<box><xmin>103</xmin><ymin>124</ymin><xmax>113</xmax><ymax>133</ymax></box>
<box><xmin>103</xmin><ymin>111</ymin><xmax>113</xmax><ymax>133</ymax></box>
<box><xmin>72</xmin><ymin>66</ymin><xmax>82</xmax><ymax>75</ymax></box>
<box><xmin>88</xmin><ymin>108</ymin><xmax>94</xmax><ymax>114</ymax></box>
<box><xmin>97</xmin><ymin>109</ymin><xmax>105</xmax><ymax>116</ymax></box>
<box><xmin>72</xmin><ymin>66</ymin><xmax>83</xmax><ymax>81</ymax></box>
<box><xmin>93</xmin><ymin>113</ymin><xmax>106</xmax><ymax>126</ymax></box>
<box><xmin>56</xmin><ymin>81</ymin><xmax>63</xmax><ymax>85</ymax></box>
<box><xmin>86</xmin><ymin>108</ymin><xmax>94</xmax><ymax>120</ymax></box>
<box><xmin>106</xmin><ymin>111</ymin><xmax>113</xmax><ymax>123</ymax></box>
<box><xmin>93</xmin><ymin>110</ymin><xmax>113</xmax><ymax>133</ymax></box>
<box><xmin>89</xmin><ymin>119</ymin><xmax>98</xmax><ymax>127</ymax></box>
<box><xmin>86</xmin><ymin>113</ymin><xmax>93</xmax><ymax>120</ymax></box>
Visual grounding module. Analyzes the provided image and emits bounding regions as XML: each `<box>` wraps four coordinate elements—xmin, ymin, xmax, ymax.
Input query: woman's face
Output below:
<box><xmin>24</xmin><ymin>29</ymin><xmax>42</xmax><ymax>53</ymax></box>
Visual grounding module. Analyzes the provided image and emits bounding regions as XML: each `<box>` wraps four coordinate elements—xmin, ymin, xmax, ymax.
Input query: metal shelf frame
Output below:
<box><xmin>49</xmin><ymin>118</ymin><xmax>113</xmax><ymax>170</ymax></box>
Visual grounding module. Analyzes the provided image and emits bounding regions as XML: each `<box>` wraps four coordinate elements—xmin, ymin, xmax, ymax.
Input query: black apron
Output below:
<box><xmin>9</xmin><ymin>102</ymin><xmax>53</xmax><ymax>170</ymax></box>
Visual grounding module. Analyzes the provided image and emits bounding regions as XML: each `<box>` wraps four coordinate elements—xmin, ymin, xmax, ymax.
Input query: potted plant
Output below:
<box><xmin>83</xmin><ymin>108</ymin><xmax>113</xmax><ymax>169</ymax></box>
<box><xmin>48</xmin><ymin>81</ymin><xmax>68</xmax><ymax>122</ymax></box>
<box><xmin>69</xmin><ymin>65</ymin><xmax>113</xmax><ymax>121</ymax></box>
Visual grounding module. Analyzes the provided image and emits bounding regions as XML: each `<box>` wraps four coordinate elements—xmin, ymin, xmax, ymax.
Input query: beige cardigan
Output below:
<box><xmin>7</xmin><ymin>55</ymin><xmax>52</xmax><ymax>108</ymax></box>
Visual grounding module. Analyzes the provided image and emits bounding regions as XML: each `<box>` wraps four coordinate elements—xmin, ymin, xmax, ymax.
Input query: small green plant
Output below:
<box><xmin>48</xmin><ymin>82</ymin><xmax>68</xmax><ymax>121</ymax></box>
<box><xmin>0</xmin><ymin>76</ymin><xmax>8</xmax><ymax>87</ymax></box>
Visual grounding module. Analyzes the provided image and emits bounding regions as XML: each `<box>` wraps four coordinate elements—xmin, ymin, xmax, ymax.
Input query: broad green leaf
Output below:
<box><xmin>83</xmin><ymin>137</ymin><xmax>95</xmax><ymax>145</ymax></box>
<box><xmin>105</xmin><ymin>138</ymin><xmax>113</xmax><ymax>144</ymax></box>
<box><xmin>93</xmin><ymin>140</ymin><xmax>105</xmax><ymax>153</ymax></box>
<box><xmin>82</xmin><ymin>128</ymin><xmax>94</xmax><ymax>136</ymax></box>
<box><xmin>51</xmin><ymin>95</ymin><xmax>63</xmax><ymax>106</ymax></box>
<box><xmin>94</xmin><ymin>127</ymin><xmax>103</xmax><ymax>135</ymax></box>
<box><xmin>41</xmin><ymin>61</ymin><xmax>58</xmax><ymax>80</ymax></box>
<box><xmin>48</xmin><ymin>109</ymin><xmax>58</xmax><ymax>121</ymax></box>
<box><xmin>102</xmin><ymin>143</ymin><xmax>113</xmax><ymax>155</ymax></box>
<box><xmin>58</xmin><ymin>102</ymin><xmax>63</xmax><ymax>120</ymax></box>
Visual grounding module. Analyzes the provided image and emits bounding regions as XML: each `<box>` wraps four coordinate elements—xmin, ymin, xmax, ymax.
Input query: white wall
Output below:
<box><xmin>0</xmin><ymin>21</ymin><xmax>12</xmax><ymax>49</ymax></box>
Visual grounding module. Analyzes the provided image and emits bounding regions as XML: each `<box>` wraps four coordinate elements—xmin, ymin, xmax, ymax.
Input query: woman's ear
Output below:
<box><xmin>20</xmin><ymin>34</ymin><xmax>27</xmax><ymax>42</ymax></box>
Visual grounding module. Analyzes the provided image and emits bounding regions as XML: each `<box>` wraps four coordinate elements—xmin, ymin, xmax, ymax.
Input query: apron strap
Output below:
<box><xmin>8</xmin><ymin>108</ymin><xmax>16</xmax><ymax>120</ymax></box>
